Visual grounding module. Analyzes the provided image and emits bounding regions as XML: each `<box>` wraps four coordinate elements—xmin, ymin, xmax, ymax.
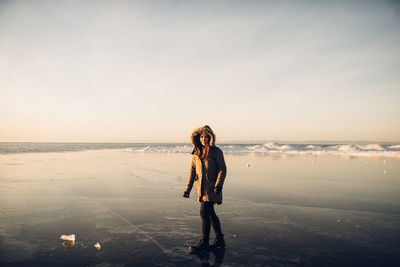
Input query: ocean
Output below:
<box><xmin>1</xmin><ymin>142</ymin><xmax>399</xmax><ymax>157</ymax></box>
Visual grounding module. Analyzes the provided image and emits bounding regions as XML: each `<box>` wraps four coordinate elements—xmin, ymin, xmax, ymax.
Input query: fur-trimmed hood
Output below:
<box><xmin>186</xmin><ymin>125</ymin><xmax>226</xmax><ymax>203</ymax></box>
<box><xmin>190</xmin><ymin>125</ymin><xmax>216</xmax><ymax>155</ymax></box>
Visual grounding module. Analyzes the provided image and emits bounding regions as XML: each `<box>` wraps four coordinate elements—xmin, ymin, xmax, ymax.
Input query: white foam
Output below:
<box><xmin>357</xmin><ymin>144</ymin><xmax>386</xmax><ymax>151</ymax></box>
<box><xmin>129</xmin><ymin>143</ymin><xmax>400</xmax><ymax>158</ymax></box>
<box><xmin>388</xmin><ymin>145</ymin><xmax>400</xmax><ymax>150</ymax></box>
<box><xmin>336</xmin><ymin>145</ymin><xmax>361</xmax><ymax>153</ymax></box>
<box><xmin>262</xmin><ymin>142</ymin><xmax>281</xmax><ymax>149</ymax></box>
<box><xmin>130</xmin><ymin>145</ymin><xmax>192</xmax><ymax>153</ymax></box>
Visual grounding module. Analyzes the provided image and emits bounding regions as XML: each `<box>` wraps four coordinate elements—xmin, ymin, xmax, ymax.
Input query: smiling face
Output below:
<box><xmin>200</xmin><ymin>133</ymin><xmax>210</xmax><ymax>146</ymax></box>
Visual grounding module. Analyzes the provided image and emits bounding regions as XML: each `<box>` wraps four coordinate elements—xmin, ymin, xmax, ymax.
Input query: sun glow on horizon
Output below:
<box><xmin>1</xmin><ymin>1</ymin><xmax>399</xmax><ymax>142</ymax></box>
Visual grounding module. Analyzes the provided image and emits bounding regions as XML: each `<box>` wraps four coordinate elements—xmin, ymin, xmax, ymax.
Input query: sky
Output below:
<box><xmin>0</xmin><ymin>0</ymin><xmax>399</xmax><ymax>143</ymax></box>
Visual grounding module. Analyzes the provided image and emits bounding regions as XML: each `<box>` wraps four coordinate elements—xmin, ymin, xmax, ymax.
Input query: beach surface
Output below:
<box><xmin>1</xmin><ymin>149</ymin><xmax>399</xmax><ymax>266</ymax></box>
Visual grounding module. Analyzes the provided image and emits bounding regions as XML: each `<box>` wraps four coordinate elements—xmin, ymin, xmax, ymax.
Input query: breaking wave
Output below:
<box><xmin>130</xmin><ymin>142</ymin><xmax>400</xmax><ymax>158</ymax></box>
<box><xmin>1</xmin><ymin>142</ymin><xmax>399</xmax><ymax>158</ymax></box>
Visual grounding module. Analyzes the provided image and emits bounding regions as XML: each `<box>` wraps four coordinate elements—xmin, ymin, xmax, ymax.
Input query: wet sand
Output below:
<box><xmin>0</xmin><ymin>150</ymin><xmax>399</xmax><ymax>266</ymax></box>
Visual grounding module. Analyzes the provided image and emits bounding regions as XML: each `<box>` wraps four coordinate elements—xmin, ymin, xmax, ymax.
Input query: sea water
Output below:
<box><xmin>1</xmin><ymin>141</ymin><xmax>399</xmax><ymax>157</ymax></box>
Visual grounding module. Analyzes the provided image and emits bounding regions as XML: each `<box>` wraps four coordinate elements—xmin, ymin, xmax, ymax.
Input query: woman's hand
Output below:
<box><xmin>183</xmin><ymin>191</ymin><xmax>190</xmax><ymax>198</ymax></box>
<box><xmin>214</xmin><ymin>186</ymin><xmax>222</xmax><ymax>194</ymax></box>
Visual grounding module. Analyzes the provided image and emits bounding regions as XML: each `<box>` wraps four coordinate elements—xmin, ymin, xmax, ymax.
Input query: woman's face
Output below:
<box><xmin>200</xmin><ymin>133</ymin><xmax>210</xmax><ymax>146</ymax></box>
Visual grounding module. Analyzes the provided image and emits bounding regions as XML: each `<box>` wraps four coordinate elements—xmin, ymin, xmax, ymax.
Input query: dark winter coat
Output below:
<box><xmin>185</xmin><ymin>126</ymin><xmax>227</xmax><ymax>203</ymax></box>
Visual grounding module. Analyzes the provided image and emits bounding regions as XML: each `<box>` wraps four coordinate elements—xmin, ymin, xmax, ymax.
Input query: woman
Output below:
<box><xmin>183</xmin><ymin>125</ymin><xmax>227</xmax><ymax>252</ymax></box>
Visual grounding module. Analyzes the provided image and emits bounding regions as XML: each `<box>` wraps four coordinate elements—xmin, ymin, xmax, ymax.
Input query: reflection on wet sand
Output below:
<box><xmin>191</xmin><ymin>248</ymin><xmax>225</xmax><ymax>267</ymax></box>
<box><xmin>61</xmin><ymin>240</ymin><xmax>75</xmax><ymax>248</ymax></box>
<box><xmin>0</xmin><ymin>150</ymin><xmax>399</xmax><ymax>266</ymax></box>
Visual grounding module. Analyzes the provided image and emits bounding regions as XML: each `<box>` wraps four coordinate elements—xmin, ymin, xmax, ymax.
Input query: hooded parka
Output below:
<box><xmin>185</xmin><ymin>125</ymin><xmax>227</xmax><ymax>203</ymax></box>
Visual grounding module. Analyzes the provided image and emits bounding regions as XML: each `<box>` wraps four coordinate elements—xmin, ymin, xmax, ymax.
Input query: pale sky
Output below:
<box><xmin>1</xmin><ymin>0</ymin><xmax>399</xmax><ymax>142</ymax></box>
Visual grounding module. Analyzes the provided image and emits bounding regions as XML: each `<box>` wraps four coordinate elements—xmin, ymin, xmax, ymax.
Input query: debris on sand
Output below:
<box><xmin>60</xmin><ymin>234</ymin><xmax>75</xmax><ymax>241</ymax></box>
<box><xmin>60</xmin><ymin>234</ymin><xmax>76</xmax><ymax>248</ymax></box>
<box><xmin>94</xmin><ymin>242</ymin><xmax>101</xmax><ymax>250</ymax></box>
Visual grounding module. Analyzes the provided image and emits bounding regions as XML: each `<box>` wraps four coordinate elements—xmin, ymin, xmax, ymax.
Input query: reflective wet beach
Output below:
<box><xmin>0</xmin><ymin>150</ymin><xmax>399</xmax><ymax>266</ymax></box>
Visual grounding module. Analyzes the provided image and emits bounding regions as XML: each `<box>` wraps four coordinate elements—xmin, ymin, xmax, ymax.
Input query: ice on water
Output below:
<box><xmin>130</xmin><ymin>142</ymin><xmax>400</xmax><ymax>158</ymax></box>
<box><xmin>1</xmin><ymin>141</ymin><xmax>399</xmax><ymax>158</ymax></box>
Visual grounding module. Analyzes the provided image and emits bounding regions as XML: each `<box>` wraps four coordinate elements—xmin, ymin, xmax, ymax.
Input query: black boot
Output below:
<box><xmin>209</xmin><ymin>234</ymin><xmax>225</xmax><ymax>249</ymax></box>
<box><xmin>189</xmin><ymin>239</ymin><xmax>209</xmax><ymax>252</ymax></box>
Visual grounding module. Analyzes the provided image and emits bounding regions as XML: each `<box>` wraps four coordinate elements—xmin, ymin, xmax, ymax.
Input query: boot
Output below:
<box><xmin>209</xmin><ymin>234</ymin><xmax>225</xmax><ymax>249</ymax></box>
<box><xmin>189</xmin><ymin>239</ymin><xmax>209</xmax><ymax>252</ymax></box>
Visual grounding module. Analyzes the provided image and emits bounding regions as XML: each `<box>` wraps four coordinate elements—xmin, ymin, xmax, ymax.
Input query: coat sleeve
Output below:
<box><xmin>215</xmin><ymin>148</ymin><xmax>227</xmax><ymax>189</ymax></box>
<box><xmin>185</xmin><ymin>155</ymin><xmax>196</xmax><ymax>193</ymax></box>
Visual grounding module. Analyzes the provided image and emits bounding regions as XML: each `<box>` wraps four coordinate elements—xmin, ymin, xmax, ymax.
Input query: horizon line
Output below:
<box><xmin>1</xmin><ymin>140</ymin><xmax>399</xmax><ymax>144</ymax></box>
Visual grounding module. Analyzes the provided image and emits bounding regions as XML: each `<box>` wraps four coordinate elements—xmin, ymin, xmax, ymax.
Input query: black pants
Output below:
<box><xmin>200</xmin><ymin>201</ymin><xmax>222</xmax><ymax>241</ymax></box>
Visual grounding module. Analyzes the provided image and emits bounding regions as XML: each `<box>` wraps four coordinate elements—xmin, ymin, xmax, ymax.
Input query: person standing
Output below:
<box><xmin>183</xmin><ymin>125</ymin><xmax>227</xmax><ymax>252</ymax></box>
